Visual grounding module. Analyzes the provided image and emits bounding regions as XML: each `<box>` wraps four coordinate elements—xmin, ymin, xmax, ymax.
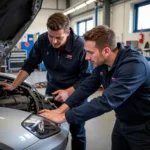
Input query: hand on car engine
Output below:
<box><xmin>0</xmin><ymin>80</ymin><xmax>15</xmax><ymax>91</ymax></box>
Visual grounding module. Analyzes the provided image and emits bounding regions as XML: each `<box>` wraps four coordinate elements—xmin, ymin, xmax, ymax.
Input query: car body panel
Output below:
<box><xmin>0</xmin><ymin>107</ymin><xmax>39</xmax><ymax>150</ymax></box>
<box><xmin>0</xmin><ymin>107</ymin><xmax>69</xmax><ymax>150</ymax></box>
<box><xmin>25</xmin><ymin>123</ymin><xmax>69</xmax><ymax>150</ymax></box>
<box><xmin>0</xmin><ymin>0</ymin><xmax>69</xmax><ymax>149</ymax></box>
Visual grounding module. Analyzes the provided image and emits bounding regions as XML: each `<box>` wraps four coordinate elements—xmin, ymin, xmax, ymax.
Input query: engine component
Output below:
<box><xmin>0</xmin><ymin>95</ymin><xmax>28</xmax><ymax>105</ymax></box>
<box><xmin>0</xmin><ymin>83</ymin><xmax>57</xmax><ymax>114</ymax></box>
<box><xmin>44</xmin><ymin>94</ymin><xmax>57</xmax><ymax>109</ymax></box>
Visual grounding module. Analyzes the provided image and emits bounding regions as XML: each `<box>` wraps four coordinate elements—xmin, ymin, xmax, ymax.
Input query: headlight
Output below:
<box><xmin>22</xmin><ymin>114</ymin><xmax>61</xmax><ymax>139</ymax></box>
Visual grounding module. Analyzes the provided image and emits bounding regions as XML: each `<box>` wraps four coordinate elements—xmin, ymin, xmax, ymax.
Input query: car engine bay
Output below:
<box><xmin>0</xmin><ymin>85</ymin><xmax>43</xmax><ymax>113</ymax></box>
<box><xmin>0</xmin><ymin>76</ymin><xmax>55</xmax><ymax>114</ymax></box>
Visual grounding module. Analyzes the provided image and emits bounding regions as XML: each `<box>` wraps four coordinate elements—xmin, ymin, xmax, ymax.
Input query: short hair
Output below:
<box><xmin>83</xmin><ymin>25</ymin><xmax>117</xmax><ymax>51</ymax></box>
<box><xmin>47</xmin><ymin>12</ymin><xmax>70</xmax><ymax>32</ymax></box>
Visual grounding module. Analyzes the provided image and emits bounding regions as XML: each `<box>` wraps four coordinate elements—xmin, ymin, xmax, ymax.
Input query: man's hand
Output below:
<box><xmin>52</xmin><ymin>104</ymin><xmax>70</xmax><ymax>114</ymax></box>
<box><xmin>52</xmin><ymin>90</ymin><xmax>69</xmax><ymax>102</ymax></box>
<box><xmin>49</xmin><ymin>108</ymin><xmax>62</xmax><ymax>114</ymax></box>
<box><xmin>38</xmin><ymin>109</ymin><xmax>66</xmax><ymax>124</ymax></box>
<box><xmin>0</xmin><ymin>81</ymin><xmax>15</xmax><ymax>91</ymax></box>
<box><xmin>52</xmin><ymin>87</ymin><xmax>75</xmax><ymax>102</ymax></box>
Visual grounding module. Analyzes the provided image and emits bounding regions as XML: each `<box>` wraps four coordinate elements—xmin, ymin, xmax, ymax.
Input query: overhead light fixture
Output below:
<box><xmin>64</xmin><ymin>12</ymin><xmax>68</xmax><ymax>15</ymax></box>
<box><xmin>64</xmin><ymin>0</ymin><xmax>97</xmax><ymax>15</ymax></box>
<box><xmin>64</xmin><ymin>8</ymin><xmax>75</xmax><ymax>15</ymax></box>
<box><xmin>75</xmin><ymin>3</ymin><xmax>87</xmax><ymax>10</ymax></box>
<box><xmin>86</xmin><ymin>0</ymin><xmax>96</xmax><ymax>4</ymax></box>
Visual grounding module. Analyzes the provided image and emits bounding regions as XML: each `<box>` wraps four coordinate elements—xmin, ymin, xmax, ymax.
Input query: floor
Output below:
<box><xmin>24</xmin><ymin>71</ymin><xmax>116</xmax><ymax>150</ymax></box>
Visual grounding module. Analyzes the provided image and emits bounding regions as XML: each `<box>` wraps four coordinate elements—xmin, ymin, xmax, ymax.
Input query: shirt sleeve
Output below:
<box><xmin>21</xmin><ymin>37</ymin><xmax>42</xmax><ymax>74</ymax></box>
<box><xmin>65</xmin><ymin>60</ymin><xmax>147</xmax><ymax>124</ymax></box>
<box><xmin>65</xmin><ymin>67</ymin><xmax>101</xmax><ymax>108</ymax></box>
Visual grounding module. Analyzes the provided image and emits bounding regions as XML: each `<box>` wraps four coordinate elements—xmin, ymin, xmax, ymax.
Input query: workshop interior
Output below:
<box><xmin>0</xmin><ymin>0</ymin><xmax>150</xmax><ymax>150</ymax></box>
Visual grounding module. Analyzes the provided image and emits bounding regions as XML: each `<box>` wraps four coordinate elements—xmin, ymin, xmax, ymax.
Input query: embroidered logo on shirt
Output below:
<box><xmin>66</xmin><ymin>54</ymin><xmax>72</xmax><ymax>59</ymax></box>
<box><xmin>100</xmin><ymin>72</ymin><xmax>103</xmax><ymax>76</ymax></box>
<box><xmin>112</xmin><ymin>77</ymin><xmax>116</xmax><ymax>81</ymax></box>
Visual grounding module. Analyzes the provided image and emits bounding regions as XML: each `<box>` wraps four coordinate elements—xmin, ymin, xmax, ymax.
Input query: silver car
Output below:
<box><xmin>0</xmin><ymin>0</ymin><xmax>69</xmax><ymax>149</ymax></box>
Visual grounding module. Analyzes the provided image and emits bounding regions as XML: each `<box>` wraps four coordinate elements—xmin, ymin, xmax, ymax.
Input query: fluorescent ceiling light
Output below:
<box><xmin>64</xmin><ymin>0</ymin><xmax>96</xmax><ymax>15</ymax></box>
<box><xmin>64</xmin><ymin>8</ymin><xmax>75</xmax><ymax>15</ymax></box>
<box><xmin>86</xmin><ymin>0</ymin><xmax>95</xmax><ymax>4</ymax></box>
<box><xmin>75</xmin><ymin>3</ymin><xmax>87</xmax><ymax>10</ymax></box>
<box><xmin>64</xmin><ymin>11</ymin><xmax>68</xmax><ymax>15</ymax></box>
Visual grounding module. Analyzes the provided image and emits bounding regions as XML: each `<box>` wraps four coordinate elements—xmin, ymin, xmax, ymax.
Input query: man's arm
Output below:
<box><xmin>0</xmin><ymin>70</ymin><xmax>29</xmax><ymax>91</ymax></box>
<box><xmin>11</xmin><ymin>70</ymin><xmax>29</xmax><ymax>89</ymax></box>
<box><xmin>52</xmin><ymin>67</ymin><xmax>101</xmax><ymax>114</ymax></box>
<box><xmin>51</xmin><ymin>67</ymin><xmax>101</xmax><ymax>113</ymax></box>
<box><xmin>0</xmin><ymin>36</ymin><xmax>43</xmax><ymax>90</ymax></box>
<box><xmin>39</xmin><ymin>66</ymin><xmax>108</xmax><ymax>122</ymax></box>
<box><xmin>21</xmin><ymin>35</ymin><xmax>43</xmax><ymax>75</ymax></box>
<box><xmin>65</xmin><ymin>67</ymin><xmax>101</xmax><ymax>109</ymax></box>
<box><xmin>65</xmin><ymin>61</ymin><xmax>147</xmax><ymax>124</ymax></box>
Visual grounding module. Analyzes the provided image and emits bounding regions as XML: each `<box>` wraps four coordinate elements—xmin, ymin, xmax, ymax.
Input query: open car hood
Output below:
<box><xmin>0</xmin><ymin>0</ymin><xmax>43</xmax><ymax>66</ymax></box>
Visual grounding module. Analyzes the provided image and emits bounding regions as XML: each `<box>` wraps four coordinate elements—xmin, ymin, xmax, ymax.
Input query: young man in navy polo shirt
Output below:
<box><xmin>0</xmin><ymin>13</ymin><xmax>90</xmax><ymax>150</ymax></box>
<box><xmin>40</xmin><ymin>25</ymin><xmax>150</xmax><ymax>150</ymax></box>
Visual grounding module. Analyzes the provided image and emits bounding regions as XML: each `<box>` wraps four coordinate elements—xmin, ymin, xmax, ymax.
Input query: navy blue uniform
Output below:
<box><xmin>65</xmin><ymin>43</ymin><xmax>150</xmax><ymax>150</ymax></box>
<box><xmin>22</xmin><ymin>28</ymin><xmax>90</xmax><ymax>150</ymax></box>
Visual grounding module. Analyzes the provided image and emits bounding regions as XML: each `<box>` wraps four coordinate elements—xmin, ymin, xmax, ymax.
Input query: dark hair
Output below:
<box><xmin>47</xmin><ymin>12</ymin><xmax>70</xmax><ymax>32</ymax></box>
<box><xmin>83</xmin><ymin>25</ymin><xmax>117</xmax><ymax>51</ymax></box>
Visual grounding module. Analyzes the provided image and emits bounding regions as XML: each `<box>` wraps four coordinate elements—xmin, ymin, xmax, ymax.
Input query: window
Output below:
<box><xmin>77</xmin><ymin>18</ymin><xmax>94</xmax><ymax>72</ymax></box>
<box><xmin>134</xmin><ymin>1</ymin><xmax>150</xmax><ymax>32</ymax></box>
<box><xmin>77</xmin><ymin>18</ymin><xmax>93</xmax><ymax>36</ymax></box>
